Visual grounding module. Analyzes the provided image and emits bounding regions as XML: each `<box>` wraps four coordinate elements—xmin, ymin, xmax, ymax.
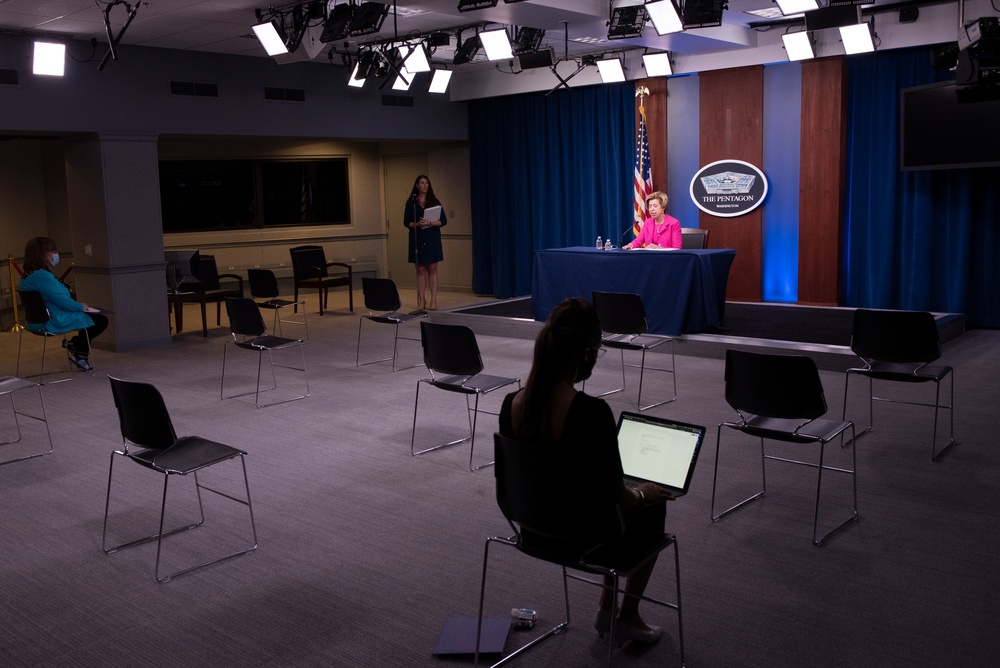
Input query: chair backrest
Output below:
<box><xmin>226</xmin><ymin>297</ymin><xmax>268</xmax><ymax>338</ymax></box>
<box><xmin>681</xmin><ymin>227</ymin><xmax>709</xmax><ymax>249</ymax></box>
<box><xmin>18</xmin><ymin>290</ymin><xmax>50</xmax><ymax>327</ymax></box>
<box><xmin>724</xmin><ymin>349</ymin><xmax>828</xmax><ymax>420</ymax></box>
<box><xmin>494</xmin><ymin>433</ymin><xmax>623</xmax><ymax>545</ymax></box>
<box><xmin>247</xmin><ymin>268</ymin><xmax>280</xmax><ymax>300</ymax></box>
<box><xmin>194</xmin><ymin>255</ymin><xmax>223</xmax><ymax>291</ymax></box>
<box><xmin>420</xmin><ymin>321</ymin><xmax>483</xmax><ymax>377</ymax></box>
<box><xmin>290</xmin><ymin>245</ymin><xmax>328</xmax><ymax>280</ymax></box>
<box><xmin>362</xmin><ymin>277</ymin><xmax>402</xmax><ymax>312</ymax></box>
<box><xmin>592</xmin><ymin>291</ymin><xmax>648</xmax><ymax>336</ymax></box>
<box><xmin>108</xmin><ymin>376</ymin><xmax>177</xmax><ymax>450</ymax></box>
<box><xmin>851</xmin><ymin>309</ymin><xmax>942</xmax><ymax>364</ymax></box>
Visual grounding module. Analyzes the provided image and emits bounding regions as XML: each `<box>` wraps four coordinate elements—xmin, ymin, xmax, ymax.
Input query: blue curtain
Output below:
<box><xmin>469</xmin><ymin>84</ymin><xmax>635</xmax><ymax>297</ymax></box>
<box><xmin>844</xmin><ymin>47</ymin><xmax>1000</xmax><ymax>327</ymax></box>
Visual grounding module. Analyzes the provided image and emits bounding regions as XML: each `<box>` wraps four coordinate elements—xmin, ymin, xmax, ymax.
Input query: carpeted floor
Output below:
<box><xmin>1</xmin><ymin>288</ymin><xmax>998</xmax><ymax>667</ymax></box>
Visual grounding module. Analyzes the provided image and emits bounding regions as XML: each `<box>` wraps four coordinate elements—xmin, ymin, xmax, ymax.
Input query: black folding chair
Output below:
<box><xmin>475</xmin><ymin>433</ymin><xmax>684</xmax><ymax>667</ymax></box>
<box><xmin>356</xmin><ymin>277</ymin><xmax>425</xmax><ymax>371</ymax></box>
<box><xmin>289</xmin><ymin>245</ymin><xmax>353</xmax><ymax>315</ymax></box>
<box><xmin>842</xmin><ymin>309</ymin><xmax>956</xmax><ymax>461</ymax></box>
<box><xmin>411</xmin><ymin>321</ymin><xmax>520</xmax><ymax>471</ymax></box>
<box><xmin>247</xmin><ymin>268</ymin><xmax>307</xmax><ymax>339</ymax></box>
<box><xmin>221</xmin><ymin>297</ymin><xmax>309</xmax><ymax>408</ymax></box>
<box><xmin>587</xmin><ymin>291</ymin><xmax>676</xmax><ymax>411</ymax></box>
<box><xmin>103</xmin><ymin>376</ymin><xmax>258</xmax><ymax>583</ymax></box>
<box><xmin>711</xmin><ymin>349</ymin><xmax>858</xmax><ymax>546</ymax></box>
<box><xmin>15</xmin><ymin>290</ymin><xmax>95</xmax><ymax>383</ymax></box>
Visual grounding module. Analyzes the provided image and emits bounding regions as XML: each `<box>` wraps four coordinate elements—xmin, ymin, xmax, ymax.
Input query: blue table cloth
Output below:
<box><xmin>531</xmin><ymin>247</ymin><xmax>736</xmax><ymax>335</ymax></box>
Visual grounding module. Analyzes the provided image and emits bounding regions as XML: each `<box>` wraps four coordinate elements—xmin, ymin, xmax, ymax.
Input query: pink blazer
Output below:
<box><xmin>633</xmin><ymin>215</ymin><xmax>682</xmax><ymax>249</ymax></box>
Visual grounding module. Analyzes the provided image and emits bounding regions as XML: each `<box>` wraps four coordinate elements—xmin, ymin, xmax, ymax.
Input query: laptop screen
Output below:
<box><xmin>616</xmin><ymin>412</ymin><xmax>705</xmax><ymax>496</ymax></box>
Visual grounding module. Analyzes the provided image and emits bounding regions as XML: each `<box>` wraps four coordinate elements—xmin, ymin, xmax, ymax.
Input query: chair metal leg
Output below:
<box><xmin>357</xmin><ymin>319</ymin><xmax>422</xmax><ymax>371</ymax></box>
<box><xmin>411</xmin><ymin>381</ymin><xmax>472</xmax><ymax>458</ymax></box>
<box><xmin>634</xmin><ymin>340</ymin><xmax>678</xmax><ymax>411</ymax></box>
<box><xmin>469</xmin><ymin>393</ymin><xmax>496</xmax><ymax>472</ymax></box>
<box><xmin>931</xmin><ymin>373</ymin><xmax>957</xmax><ymax>461</ymax></box>
<box><xmin>813</xmin><ymin>425</ymin><xmax>859</xmax><ymax>546</ymax></box>
<box><xmin>711</xmin><ymin>425</ymin><xmax>766</xmax><ymax>522</ymax></box>
<box><xmin>0</xmin><ymin>381</ymin><xmax>54</xmax><ymax>466</ymax></box>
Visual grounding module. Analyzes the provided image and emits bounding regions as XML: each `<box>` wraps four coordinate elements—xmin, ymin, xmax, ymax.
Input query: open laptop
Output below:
<box><xmin>615</xmin><ymin>412</ymin><xmax>706</xmax><ymax>499</ymax></box>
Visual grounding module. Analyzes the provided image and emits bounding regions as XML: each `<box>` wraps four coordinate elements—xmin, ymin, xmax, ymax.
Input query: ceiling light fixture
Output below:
<box><xmin>840</xmin><ymin>21</ymin><xmax>875</xmax><ymax>54</ymax></box>
<box><xmin>453</xmin><ymin>33</ymin><xmax>481</xmax><ymax>64</ymax></box>
<box><xmin>401</xmin><ymin>43</ymin><xmax>431</xmax><ymax>73</ymax></box>
<box><xmin>608</xmin><ymin>6</ymin><xmax>647</xmax><ymax>40</ymax></box>
<box><xmin>348</xmin><ymin>2</ymin><xmax>389</xmax><ymax>36</ymax></box>
<box><xmin>642</xmin><ymin>51</ymin><xmax>673</xmax><ymax>76</ymax></box>
<box><xmin>253</xmin><ymin>20</ymin><xmax>289</xmax><ymax>56</ymax></box>
<box><xmin>775</xmin><ymin>0</ymin><xmax>819</xmax><ymax>16</ymax></box>
<box><xmin>429</xmin><ymin>68</ymin><xmax>453</xmax><ymax>93</ymax></box>
<box><xmin>479</xmin><ymin>28</ymin><xmax>513</xmax><ymax>61</ymax></box>
<box><xmin>596</xmin><ymin>57</ymin><xmax>627</xmax><ymax>83</ymax></box>
<box><xmin>781</xmin><ymin>31</ymin><xmax>815</xmax><ymax>60</ymax></box>
<box><xmin>457</xmin><ymin>0</ymin><xmax>499</xmax><ymax>11</ymax></box>
<box><xmin>33</xmin><ymin>41</ymin><xmax>66</xmax><ymax>76</ymax></box>
<box><xmin>645</xmin><ymin>1</ymin><xmax>684</xmax><ymax>35</ymax></box>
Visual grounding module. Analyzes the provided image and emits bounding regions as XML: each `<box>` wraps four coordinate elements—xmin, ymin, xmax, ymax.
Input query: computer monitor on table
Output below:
<box><xmin>165</xmin><ymin>249</ymin><xmax>201</xmax><ymax>293</ymax></box>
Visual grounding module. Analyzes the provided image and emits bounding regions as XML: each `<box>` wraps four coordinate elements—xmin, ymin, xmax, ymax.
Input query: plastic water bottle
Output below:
<box><xmin>604</xmin><ymin>239</ymin><xmax>612</xmax><ymax>250</ymax></box>
<box><xmin>596</xmin><ymin>236</ymin><xmax>603</xmax><ymax>249</ymax></box>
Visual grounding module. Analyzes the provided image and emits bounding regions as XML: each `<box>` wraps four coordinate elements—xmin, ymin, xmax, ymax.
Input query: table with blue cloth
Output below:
<box><xmin>531</xmin><ymin>247</ymin><xmax>736</xmax><ymax>336</ymax></box>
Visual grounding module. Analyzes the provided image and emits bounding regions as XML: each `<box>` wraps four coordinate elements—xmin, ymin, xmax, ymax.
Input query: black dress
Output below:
<box><xmin>499</xmin><ymin>391</ymin><xmax>666</xmax><ymax>562</ymax></box>
<box><xmin>403</xmin><ymin>200</ymin><xmax>447</xmax><ymax>264</ymax></box>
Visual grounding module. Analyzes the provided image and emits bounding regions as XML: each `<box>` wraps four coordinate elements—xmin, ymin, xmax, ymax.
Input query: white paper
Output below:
<box><xmin>422</xmin><ymin>205</ymin><xmax>442</xmax><ymax>222</ymax></box>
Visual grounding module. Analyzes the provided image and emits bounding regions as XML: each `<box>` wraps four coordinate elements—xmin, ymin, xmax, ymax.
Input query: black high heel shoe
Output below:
<box><xmin>613</xmin><ymin>620</ymin><xmax>661</xmax><ymax>647</ymax></box>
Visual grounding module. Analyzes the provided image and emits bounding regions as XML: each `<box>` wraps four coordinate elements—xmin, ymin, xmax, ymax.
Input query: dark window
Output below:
<box><xmin>159</xmin><ymin>158</ymin><xmax>350</xmax><ymax>232</ymax></box>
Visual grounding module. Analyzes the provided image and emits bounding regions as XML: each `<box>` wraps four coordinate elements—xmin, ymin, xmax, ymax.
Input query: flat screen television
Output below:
<box><xmin>900</xmin><ymin>80</ymin><xmax>1000</xmax><ymax>170</ymax></box>
<box><xmin>165</xmin><ymin>249</ymin><xmax>201</xmax><ymax>292</ymax></box>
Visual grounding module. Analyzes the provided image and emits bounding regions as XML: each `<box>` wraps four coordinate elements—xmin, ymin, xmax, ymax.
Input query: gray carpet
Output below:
<box><xmin>1</xmin><ymin>295</ymin><xmax>998</xmax><ymax>667</ymax></box>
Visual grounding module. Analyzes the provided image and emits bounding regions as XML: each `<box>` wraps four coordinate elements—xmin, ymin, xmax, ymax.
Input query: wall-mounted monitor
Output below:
<box><xmin>900</xmin><ymin>80</ymin><xmax>1000</xmax><ymax>171</ymax></box>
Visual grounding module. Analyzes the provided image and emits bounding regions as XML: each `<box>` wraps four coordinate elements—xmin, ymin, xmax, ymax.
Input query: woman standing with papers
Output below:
<box><xmin>403</xmin><ymin>174</ymin><xmax>447</xmax><ymax>312</ymax></box>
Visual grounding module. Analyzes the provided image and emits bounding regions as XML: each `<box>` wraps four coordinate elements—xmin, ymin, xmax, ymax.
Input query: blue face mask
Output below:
<box><xmin>50</xmin><ymin>252</ymin><xmax>60</xmax><ymax>266</ymax></box>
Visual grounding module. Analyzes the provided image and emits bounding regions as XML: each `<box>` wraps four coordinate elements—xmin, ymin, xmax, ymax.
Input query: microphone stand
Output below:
<box><xmin>620</xmin><ymin>221</ymin><xmax>637</xmax><ymax>248</ymax></box>
<box><xmin>410</xmin><ymin>194</ymin><xmax>425</xmax><ymax>314</ymax></box>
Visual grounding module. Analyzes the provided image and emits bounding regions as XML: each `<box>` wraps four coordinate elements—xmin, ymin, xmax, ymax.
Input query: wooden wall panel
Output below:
<box><xmin>798</xmin><ymin>57</ymin><xmax>847</xmax><ymax>306</ymax></box>
<box><xmin>699</xmin><ymin>67</ymin><xmax>763</xmax><ymax>302</ymax></box>
<box><xmin>636</xmin><ymin>77</ymin><xmax>668</xmax><ymax>193</ymax></box>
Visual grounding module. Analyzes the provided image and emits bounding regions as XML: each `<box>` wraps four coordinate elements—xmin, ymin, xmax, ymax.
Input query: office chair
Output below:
<box><xmin>475</xmin><ymin>433</ymin><xmax>684</xmax><ymax>667</ymax></box>
<box><xmin>680</xmin><ymin>227</ymin><xmax>709</xmax><ymax>249</ymax></box>
<box><xmin>222</xmin><ymin>297</ymin><xmax>309</xmax><ymax>408</ymax></box>
<box><xmin>411</xmin><ymin>321</ymin><xmax>520</xmax><ymax>471</ymax></box>
<box><xmin>587</xmin><ymin>291</ymin><xmax>676</xmax><ymax>411</ymax></box>
<box><xmin>103</xmin><ymin>376</ymin><xmax>258</xmax><ymax>583</ymax></box>
<box><xmin>289</xmin><ymin>245</ymin><xmax>353</xmax><ymax>315</ymax></box>
<box><xmin>711</xmin><ymin>349</ymin><xmax>858</xmax><ymax>546</ymax></box>
<box><xmin>842</xmin><ymin>308</ymin><xmax>956</xmax><ymax>461</ymax></box>
<box><xmin>356</xmin><ymin>277</ymin><xmax>425</xmax><ymax>371</ymax></box>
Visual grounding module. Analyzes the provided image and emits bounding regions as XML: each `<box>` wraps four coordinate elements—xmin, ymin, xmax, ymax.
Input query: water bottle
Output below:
<box><xmin>596</xmin><ymin>236</ymin><xmax>603</xmax><ymax>249</ymax></box>
<box><xmin>604</xmin><ymin>239</ymin><xmax>612</xmax><ymax>250</ymax></box>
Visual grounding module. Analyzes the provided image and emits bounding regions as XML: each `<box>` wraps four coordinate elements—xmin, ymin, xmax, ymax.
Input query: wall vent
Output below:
<box><xmin>0</xmin><ymin>69</ymin><xmax>19</xmax><ymax>86</ymax></box>
<box><xmin>264</xmin><ymin>86</ymin><xmax>306</xmax><ymax>102</ymax></box>
<box><xmin>169</xmin><ymin>81</ymin><xmax>219</xmax><ymax>97</ymax></box>
<box><xmin>381</xmin><ymin>94</ymin><xmax>414</xmax><ymax>108</ymax></box>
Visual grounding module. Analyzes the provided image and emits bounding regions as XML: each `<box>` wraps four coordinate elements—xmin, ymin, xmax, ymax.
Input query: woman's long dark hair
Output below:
<box><xmin>516</xmin><ymin>298</ymin><xmax>602</xmax><ymax>442</ymax></box>
<box><xmin>23</xmin><ymin>237</ymin><xmax>57</xmax><ymax>275</ymax></box>
<box><xmin>408</xmin><ymin>174</ymin><xmax>440</xmax><ymax>208</ymax></box>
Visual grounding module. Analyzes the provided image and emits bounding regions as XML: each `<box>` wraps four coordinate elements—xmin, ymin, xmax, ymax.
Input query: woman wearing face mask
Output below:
<box><xmin>499</xmin><ymin>297</ymin><xmax>673</xmax><ymax>647</ymax></box>
<box><xmin>19</xmin><ymin>237</ymin><xmax>108</xmax><ymax>371</ymax></box>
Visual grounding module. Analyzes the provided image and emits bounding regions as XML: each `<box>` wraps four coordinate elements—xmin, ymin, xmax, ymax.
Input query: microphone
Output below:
<box><xmin>620</xmin><ymin>222</ymin><xmax>636</xmax><ymax>248</ymax></box>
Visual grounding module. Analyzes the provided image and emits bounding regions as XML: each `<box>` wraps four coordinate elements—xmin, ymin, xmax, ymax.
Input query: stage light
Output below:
<box><xmin>682</xmin><ymin>0</ymin><xmax>726</xmax><ymax>29</ymax></box>
<box><xmin>321</xmin><ymin>2</ymin><xmax>354</xmax><ymax>43</ymax></box>
<box><xmin>348</xmin><ymin>50</ymin><xmax>377</xmax><ymax>87</ymax></box>
<box><xmin>596</xmin><ymin>57</ymin><xmax>626</xmax><ymax>83</ymax></box>
<box><xmin>645</xmin><ymin>1</ymin><xmax>683</xmax><ymax>36</ymax></box>
<box><xmin>453</xmin><ymin>34</ymin><xmax>481</xmax><ymax>64</ymax></box>
<box><xmin>480</xmin><ymin>28</ymin><xmax>513</xmax><ymax>61</ymax></box>
<box><xmin>512</xmin><ymin>27</ymin><xmax>545</xmax><ymax>55</ymax></box>
<box><xmin>840</xmin><ymin>22</ymin><xmax>875</xmax><ymax>54</ymax></box>
<box><xmin>429</xmin><ymin>68</ymin><xmax>453</xmax><ymax>93</ymax></box>
<box><xmin>642</xmin><ymin>52</ymin><xmax>673</xmax><ymax>76</ymax></box>
<box><xmin>608</xmin><ymin>6</ymin><xmax>646</xmax><ymax>40</ymax></box>
<box><xmin>33</xmin><ymin>41</ymin><xmax>65</xmax><ymax>76</ymax></box>
<box><xmin>392</xmin><ymin>70</ymin><xmax>413</xmax><ymax>90</ymax></box>
<box><xmin>401</xmin><ymin>43</ymin><xmax>431</xmax><ymax>73</ymax></box>
<box><xmin>348</xmin><ymin>2</ymin><xmax>389</xmax><ymax>37</ymax></box>
<box><xmin>775</xmin><ymin>0</ymin><xmax>819</xmax><ymax>15</ymax></box>
<box><xmin>781</xmin><ymin>31</ymin><xmax>815</xmax><ymax>61</ymax></box>
<box><xmin>458</xmin><ymin>0</ymin><xmax>498</xmax><ymax>11</ymax></box>
<box><xmin>253</xmin><ymin>20</ymin><xmax>288</xmax><ymax>56</ymax></box>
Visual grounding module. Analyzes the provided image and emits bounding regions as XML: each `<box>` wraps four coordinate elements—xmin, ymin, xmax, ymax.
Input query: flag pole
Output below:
<box><xmin>632</xmin><ymin>85</ymin><xmax>653</xmax><ymax>241</ymax></box>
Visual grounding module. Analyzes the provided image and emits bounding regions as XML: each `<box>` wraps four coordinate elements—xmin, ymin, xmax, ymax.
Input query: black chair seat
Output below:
<box><xmin>852</xmin><ymin>360</ymin><xmax>952</xmax><ymax>383</ymax></box>
<box><xmin>431</xmin><ymin>373</ymin><xmax>519</xmax><ymax>395</ymax></box>
<box><xmin>128</xmin><ymin>436</ymin><xmax>245</xmax><ymax>474</ymax></box>
<box><xmin>733</xmin><ymin>415</ymin><xmax>855</xmax><ymax>444</ymax></box>
<box><xmin>258</xmin><ymin>298</ymin><xmax>300</xmax><ymax>309</ymax></box>
<box><xmin>234</xmin><ymin>334</ymin><xmax>303</xmax><ymax>351</ymax></box>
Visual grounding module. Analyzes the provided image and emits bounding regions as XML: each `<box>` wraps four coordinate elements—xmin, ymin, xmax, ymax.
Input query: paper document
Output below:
<box><xmin>422</xmin><ymin>205</ymin><xmax>442</xmax><ymax>222</ymax></box>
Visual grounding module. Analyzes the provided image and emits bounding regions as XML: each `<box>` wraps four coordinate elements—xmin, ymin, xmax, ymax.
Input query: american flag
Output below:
<box><xmin>632</xmin><ymin>104</ymin><xmax>653</xmax><ymax>238</ymax></box>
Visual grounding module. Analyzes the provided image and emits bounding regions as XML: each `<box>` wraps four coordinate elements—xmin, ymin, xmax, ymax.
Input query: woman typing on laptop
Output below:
<box><xmin>499</xmin><ymin>297</ymin><xmax>672</xmax><ymax>647</ymax></box>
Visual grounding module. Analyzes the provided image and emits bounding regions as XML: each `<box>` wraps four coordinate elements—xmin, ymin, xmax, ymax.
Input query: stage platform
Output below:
<box><xmin>430</xmin><ymin>297</ymin><xmax>966</xmax><ymax>372</ymax></box>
